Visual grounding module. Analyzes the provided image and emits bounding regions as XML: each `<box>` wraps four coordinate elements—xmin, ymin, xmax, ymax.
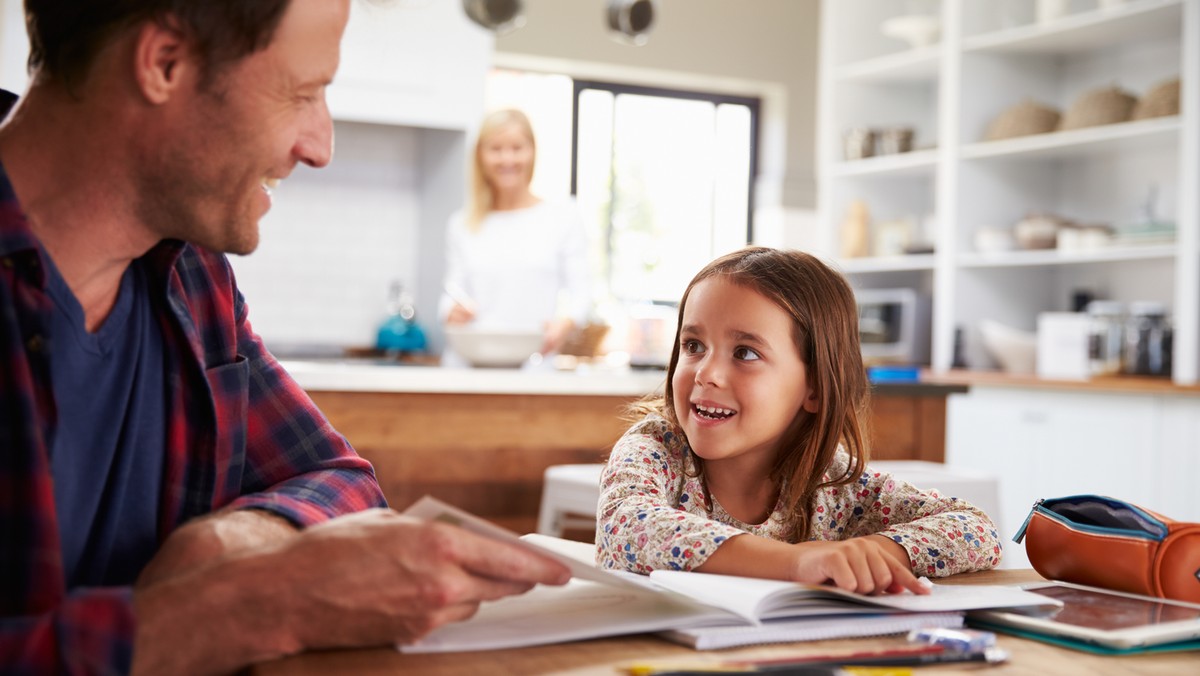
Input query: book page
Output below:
<box><xmin>647</xmin><ymin>570</ymin><xmax>1062</xmax><ymax>620</ymax></box>
<box><xmin>400</xmin><ymin>578</ymin><xmax>733</xmax><ymax>653</ymax></box>
<box><xmin>402</xmin><ymin>495</ymin><xmax>644</xmax><ymax>590</ymax></box>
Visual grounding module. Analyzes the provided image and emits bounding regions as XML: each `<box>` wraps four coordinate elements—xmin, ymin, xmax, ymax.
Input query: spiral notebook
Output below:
<box><xmin>660</xmin><ymin>612</ymin><xmax>965</xmax><ymax>650</ymax></box>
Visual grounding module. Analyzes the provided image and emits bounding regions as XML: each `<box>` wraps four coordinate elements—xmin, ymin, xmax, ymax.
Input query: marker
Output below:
<box><xmin>628</xmin><ymin>645</ymin><xmax>1007</xmax><ymax>675</ymax></box>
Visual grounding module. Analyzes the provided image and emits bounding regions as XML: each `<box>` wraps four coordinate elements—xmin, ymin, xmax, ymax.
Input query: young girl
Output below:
<box><xmin>596</xmin><ymin>247</ymin><xmax>1001</xmax><ymax>594</ymax></box>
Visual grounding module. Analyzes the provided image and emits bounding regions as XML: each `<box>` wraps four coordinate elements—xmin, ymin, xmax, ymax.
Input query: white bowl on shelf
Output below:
<box><xmin>881</xmin><ymin>15</ymin><xmax>941</xmax><ymax>49</ymax></box>
<box><xmin>444</xmin><ymin>327</ymin><xmax>543</xmax><ymax>368</ymax></box>
<box><xmin>979</xmin><ymin>319</ymin><xmax>1037</xmax><ymax>375</ymax></box>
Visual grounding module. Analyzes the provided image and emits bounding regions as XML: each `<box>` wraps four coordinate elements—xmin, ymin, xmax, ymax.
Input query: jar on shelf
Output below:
<box><xmin>1123</xmin><ymin>302</ymin><xmax>1172</xmax><ymax>377</ymax></box>
<box><xmin>1086</xmin><ymin>300</ymin><xmax>1124</xmax><ymax>376</ymax></box>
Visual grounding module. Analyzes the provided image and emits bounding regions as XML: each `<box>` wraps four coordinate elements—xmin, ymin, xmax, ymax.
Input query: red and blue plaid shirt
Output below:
<box><xmin>0</xmin><ymin>164</ymin><xmax>387</xmax><ymax>673</ymax></box>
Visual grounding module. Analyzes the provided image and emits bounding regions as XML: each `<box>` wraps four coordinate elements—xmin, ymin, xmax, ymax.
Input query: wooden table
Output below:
<box><xmin>251</xmin><ymin>569</ymin><xmax>1193</xmax><ymax>675</ymax></box>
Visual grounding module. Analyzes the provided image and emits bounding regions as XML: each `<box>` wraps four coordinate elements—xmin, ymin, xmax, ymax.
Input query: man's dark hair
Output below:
<box><xmin>24</xmin><ymin>0</ymin><xmax>292</xmax><ymax>91</ymax></box>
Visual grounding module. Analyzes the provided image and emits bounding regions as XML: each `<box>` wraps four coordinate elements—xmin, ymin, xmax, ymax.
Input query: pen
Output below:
<box><xmin>631</xmin><ymin>646</ymin><xmax>1007</xmax><ymax>675</ymax></box>
<box><xmin>734</xmin><ymin>645</ymin><xmax>945</xmax><ymax>668</ymax></box>
<box><xmin>759</xmin><ymin>647</ymin><xmax>1007</xmax><ymax>670</ymax></box>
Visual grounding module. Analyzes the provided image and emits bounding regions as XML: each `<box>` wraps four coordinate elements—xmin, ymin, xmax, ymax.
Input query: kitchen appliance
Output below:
<box><xmin>1036</xmin><ymin>312</ymin><xmax>1091</xmax><ymax>380</ymax></box>
<box><xmin>375</xmin><ymin>282</ymin><xmax>427</xmax><ymax>355</ymax></box>
<box><xmin>856</xmin><ymin>288</ymin><xmax>930</xmax><ymax>365</ymax></box>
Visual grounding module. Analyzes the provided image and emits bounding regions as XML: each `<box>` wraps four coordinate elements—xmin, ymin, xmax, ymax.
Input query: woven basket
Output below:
<box><xmin>558</xmin><ymin>322</ymin><xmax>611</xmax><ymax>358</ymax></box>
<box><xmin>1133</xmin><ymin>78</ymin><xmax>1181</xmax><ymax>120</ymax></box>
<box><xmin>985</xmin><ymin>99</ymin><xmax>1060</xmax><ymax>141</ymax></box>
<box><xmin>1059</xmin><ymin>86</ymin><xmax>1136</xmax><ymax>130</ymax></box>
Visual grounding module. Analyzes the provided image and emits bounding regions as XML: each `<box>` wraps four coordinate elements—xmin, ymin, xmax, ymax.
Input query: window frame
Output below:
<box><xmin>568</xmin><ymin>79</ymin><xmax>762</xmax><ymax>245</ymax></box>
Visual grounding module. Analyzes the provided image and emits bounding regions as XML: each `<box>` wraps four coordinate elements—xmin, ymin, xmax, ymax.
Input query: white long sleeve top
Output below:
<box><xmin>439</xmin><ymin>199</ymin><xmax>592</xmax><ymax>331</ymax></box>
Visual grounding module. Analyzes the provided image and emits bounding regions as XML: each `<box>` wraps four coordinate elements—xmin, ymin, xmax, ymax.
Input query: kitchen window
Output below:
<box><xmin>486</xmin><ymin>70</ymin><xmax>760</xmax><ymax>305</ymax></box>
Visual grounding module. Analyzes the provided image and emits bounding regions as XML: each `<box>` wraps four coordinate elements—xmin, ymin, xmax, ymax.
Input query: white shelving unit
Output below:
<box><xmin>817</xmin><ymin>0</ymin><xmax>1199</xmax><ymax>384</ymax></box>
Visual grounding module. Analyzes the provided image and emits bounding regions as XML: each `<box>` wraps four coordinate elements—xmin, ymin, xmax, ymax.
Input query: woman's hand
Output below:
<box><xmin>788</xmin><ymin>535</ymin><xmax>927</xmax><ymax>595</ymax></box>
<box><xmin>541</xmin><ymin>318</ymin><xmax>575</xmax><ymax>354</ymax></box>
<box><xmin>445</xmin><ymin>302</ymin><xmax>476</xmax><ymax>325</ymax></box>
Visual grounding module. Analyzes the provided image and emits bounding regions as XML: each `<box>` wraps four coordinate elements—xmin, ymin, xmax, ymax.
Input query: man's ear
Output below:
<box><xmin>132</xmin><ymin>18</ymin><xmax>192</xmax><ymax>104</ymax></box>
<box><xmin>801</xmin><ymin>387</ymin><xmax>819</xmax><ymax>414</ymax></box>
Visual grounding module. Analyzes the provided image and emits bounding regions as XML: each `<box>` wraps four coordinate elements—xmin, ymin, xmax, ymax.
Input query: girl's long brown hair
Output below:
<box><xmin>631</xmin><ymin>247</ymin><xmax>871</xmax><ymax>542</ymax></box>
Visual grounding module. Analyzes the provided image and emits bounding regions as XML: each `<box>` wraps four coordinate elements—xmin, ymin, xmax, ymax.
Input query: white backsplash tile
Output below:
<box><xmin>230</xmin><ymin>121</ymin><xmax>424</xmax><ymax>350</ymax></box>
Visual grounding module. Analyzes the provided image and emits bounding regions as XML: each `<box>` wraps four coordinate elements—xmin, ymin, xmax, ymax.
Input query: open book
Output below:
<box><xmin>399</xmin><ymin>496</ymin><xmax>1059</xmax><ymax>653</ymax></box>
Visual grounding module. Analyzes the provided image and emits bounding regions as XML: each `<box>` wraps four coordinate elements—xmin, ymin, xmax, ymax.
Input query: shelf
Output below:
<box><xmin>835</xmin><ymin>45</ymin><xmax>940</xmax><ymax>83</ymax></box>
<box><xmin>837</xmin><ymin>254</ymin><xmax>936</xmax><ymax>274</ymax></box>
<box><xmin>960</xmin><ymin>116</ymin><xmax>1180</xmax><ymax>163</ymax></box>
<box><xmin>957</xmin><ymin>244</ymin><xmax>1176</xmax><ymax>269</ymax></box>
<box><xmin>818</xmin><ymin>0</ymin><xmax>1197</xmax><ymax>383</ymax></box>
<box><xmin>829</xmin><ymin>149</ymin><xmax>939</xmax><ymax>178</ymax></box>
<box><xmin>962</xmin><ymin>0</ymin><xmax>1181</xmax><ymax>56</ymax></box>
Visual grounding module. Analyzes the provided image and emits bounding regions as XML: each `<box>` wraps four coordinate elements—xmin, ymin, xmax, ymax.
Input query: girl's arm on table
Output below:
<box><xmin>594</xmin><ymin>417</ymin><xmax>744</xmax><ymax>574</ymax></box>
<box><xmin>697</xmin><ymin>531</ymin><xmax>927</xmax><ymax>595</ymax></box>
<box><xmin>839</xmin><ymin>465</ymin><xmax>1004</xmax><ymax>576</ymax></box>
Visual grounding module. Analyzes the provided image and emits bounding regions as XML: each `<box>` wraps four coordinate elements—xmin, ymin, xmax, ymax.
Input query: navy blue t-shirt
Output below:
<box><xmin>44</xmin><ymin>252</ymin><xmax>166</xmax><ymax>588</ymax></box>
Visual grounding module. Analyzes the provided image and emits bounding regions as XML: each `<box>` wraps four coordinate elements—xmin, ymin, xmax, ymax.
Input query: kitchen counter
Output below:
<box><xmin>924</xmin><ymin>368</ymin><xmax>1200</xmax><ymax>396</ymax></box>
<box><xmin>286</xmin><ymin>360</ymin><xmax>967</xmax><ymax>533</ymax></box>
<box><xmin>280</xmin><ymin>359</ymin><xmax>966</xmax><ymax>398</ymax></box>
<box><xmin>279</xmin><ymin>360</ymin><xmax>667</xmax><ymax>397</ymax></box>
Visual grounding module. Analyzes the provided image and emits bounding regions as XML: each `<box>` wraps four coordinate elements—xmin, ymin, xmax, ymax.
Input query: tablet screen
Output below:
<box><xmin>1025</xmin><ymin>585</ymin><xmax>1200</xmax><ymax>631</ymax></box>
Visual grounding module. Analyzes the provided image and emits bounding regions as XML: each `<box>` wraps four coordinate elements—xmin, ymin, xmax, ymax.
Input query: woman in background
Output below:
<box><xmin>440</xmin><ymin>109</ymin><xmax>591</xmax><ymax>362</ymax></box>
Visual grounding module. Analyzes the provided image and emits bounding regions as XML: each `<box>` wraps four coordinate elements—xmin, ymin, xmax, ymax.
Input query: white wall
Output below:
<box><xmin>229</xmin><ymin>122</ymin><xmax>425</xmax><ymax>350</ymax></box>
<box><xmin>0</xmin><ymin>0</ymin><xmax>28</xmax><ymax>94</ymax></box>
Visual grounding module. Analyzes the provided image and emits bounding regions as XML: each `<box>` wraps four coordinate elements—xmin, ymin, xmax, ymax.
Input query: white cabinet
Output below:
<box><xmin>945</xmin><ymin>385</ymin><xmax>1179</xmax><ymax>568</ymax></box>
<box><xmin>818</xmin><ymin>0</ymin><xmax>1199</xmax><ymax>383</ymax></box>
<box><xmin>330</xmin><ymin>0</ymin><xmax>493</xmax><ymax>130</ymax></box>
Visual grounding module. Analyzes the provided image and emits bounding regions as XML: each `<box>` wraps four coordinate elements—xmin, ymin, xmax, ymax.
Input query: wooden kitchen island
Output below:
<box><xmin>283</xmin><ymin>361</ymin><xmax>966</xmax><ymax>534</ymax></box>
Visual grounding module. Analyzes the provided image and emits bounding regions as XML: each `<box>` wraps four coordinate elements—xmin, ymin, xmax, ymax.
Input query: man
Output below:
<box><xmin>0</xmin><ymin>1</ymin><xmax>570</xmax><ymax>673</ymax></box>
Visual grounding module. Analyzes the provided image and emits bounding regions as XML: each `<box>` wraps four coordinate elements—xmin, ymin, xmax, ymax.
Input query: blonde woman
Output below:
<box><xmin>439</xmin><ymin>109</ymin><xmax>591</xmax><ymax>363</ymax></box>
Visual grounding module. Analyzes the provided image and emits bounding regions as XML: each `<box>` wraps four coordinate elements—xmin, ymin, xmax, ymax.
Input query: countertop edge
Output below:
<box><xmin>922</xmin><ymin>368</ymin><xmax>1200</xmax><ymax>397</ymax></box>
<box><xmin>280</xmin><ymin>360</ymin><xmax>667</xmax><ymax>397</ymax></box>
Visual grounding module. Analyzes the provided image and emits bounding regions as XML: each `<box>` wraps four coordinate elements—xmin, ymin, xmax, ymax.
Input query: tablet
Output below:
<box><xmin>970</xmin><ymin>581</ymin><xmax>1200</xmax><ymax>650</ymax></box>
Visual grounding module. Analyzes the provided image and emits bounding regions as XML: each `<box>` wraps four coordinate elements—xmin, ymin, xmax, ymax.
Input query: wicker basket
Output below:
<box><xmin>1133</xmin><ymin>78</ymin><xmax>1181</xmax><ymax>120</ymax></box>
<box><xmin>558</xmin><ymin>322</ymin><xmax>611</xmax><ymax>358</ymax></box>
<box><xmin>985</xmin><ymin>99</ymin><xmax>1060</xmax><ymax>141</ymax></box>
<box><xmin>1059</xmin><ymin>86</ymin><xmax>1136</xmax><ymax>130</ymax></box>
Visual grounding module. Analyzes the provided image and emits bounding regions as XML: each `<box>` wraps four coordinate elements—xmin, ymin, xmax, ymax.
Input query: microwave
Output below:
<box><xmin>855</xmin><ymin>288</ymin><xmax>930</xmax><ymax>365</ymax></box>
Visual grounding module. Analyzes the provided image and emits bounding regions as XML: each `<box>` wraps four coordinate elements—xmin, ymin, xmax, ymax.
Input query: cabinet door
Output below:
<box><xmin>1157</xmin><ymin>397</ymin><xmax>1200</xmax><ymax>521</ymax></box>
<box><xmin>330</xmin><ymin>1</ymin><xmax>493</xmax><ymax>130</ymax></box>
<box><xmin>947</xmin><ymin>387</ymin><xmax>1160</xmax><ymax>568</ymax></box>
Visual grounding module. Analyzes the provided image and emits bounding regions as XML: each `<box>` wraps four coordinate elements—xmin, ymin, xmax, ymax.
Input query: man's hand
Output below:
<box><xmin>279</xmin><ymin>509</ymin><xmax>573</xmax><ymax>647</ymax></box>
<box><xmin>137</xmin><ymin>509</ymin><xmax>298</xmax><ymax>587</ymax></box>
<box><xmin>787</xmin><ymin>535</ymin><xmax>927</xmax><ymax>596</ymax></box>
<box><xmin>131</xmin><ymin>508</ymin><xmax>571</xmax><ymax>674</ymax></box>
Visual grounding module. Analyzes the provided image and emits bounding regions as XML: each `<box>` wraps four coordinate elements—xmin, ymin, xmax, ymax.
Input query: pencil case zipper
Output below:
<box><xmin>1013</xmin><ymin>495</ymin><xmax>1168</xmax><ymax>544</ymax></box>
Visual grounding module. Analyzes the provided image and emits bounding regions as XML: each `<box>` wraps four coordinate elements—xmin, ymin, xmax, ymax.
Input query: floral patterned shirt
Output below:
<box><xmin>595</xmin><ymin>414</ymin><xmax>1002</xmax><ymax>577</ymax></box>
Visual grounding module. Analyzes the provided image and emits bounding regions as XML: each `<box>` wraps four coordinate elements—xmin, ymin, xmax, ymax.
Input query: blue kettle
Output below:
<box><xmin>375</xmin><ymin>281</ymin><xmax>426</xmax><ymax>354</ymax></box>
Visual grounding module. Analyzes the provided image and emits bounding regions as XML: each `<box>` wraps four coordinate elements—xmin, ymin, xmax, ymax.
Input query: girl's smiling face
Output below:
<box><xmin>671</xmin><ymin>277</ymin><xmax>818</xmax><ymax>474</ymax></box>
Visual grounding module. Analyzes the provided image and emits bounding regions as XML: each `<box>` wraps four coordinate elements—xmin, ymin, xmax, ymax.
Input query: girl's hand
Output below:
<box><xmin>789</xmin><ymin>535</ymin><xmax>928</xmax><ymax>596</ymax></box>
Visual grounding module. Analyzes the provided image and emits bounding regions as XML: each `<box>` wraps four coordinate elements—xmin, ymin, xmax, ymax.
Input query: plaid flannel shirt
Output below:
<box><xmin>0</xmin><ymin>164</ymin><xmax>387</xmax><ymax>674</ymax></box>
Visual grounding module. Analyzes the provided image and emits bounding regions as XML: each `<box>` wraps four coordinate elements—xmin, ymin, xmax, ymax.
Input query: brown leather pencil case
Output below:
<box><xmin>1015</xmin><ymin>494</ymin><xmax>1200</xmax><ymax>604</ymax></box>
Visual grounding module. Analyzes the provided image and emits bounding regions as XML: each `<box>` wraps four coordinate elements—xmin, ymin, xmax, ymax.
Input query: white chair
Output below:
<box><xmin>536</xmin><ymin>464</ymin><xmax>604</xmax><ymax>537</ymax></box>
<box><xmin>871</xmin><ymin>461</ymin><xmax>1004</xmax><ymax>536</ymax></box>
